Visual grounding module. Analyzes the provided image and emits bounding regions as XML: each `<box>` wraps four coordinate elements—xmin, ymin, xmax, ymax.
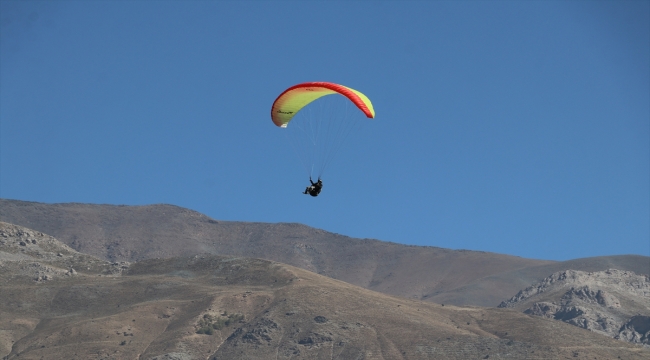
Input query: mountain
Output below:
<box><xmin>1</xmin><ymin>222</ymin><xmax>647</xmax><ymax>360</ymax></box>
<box><xmin>499</xmin><ymin>269</ymin><xmax>650</xmax><ymax>346</ymax></box>
<box><xmin>1</xmin><ymin>199</ymin><xmax>647</xmax><ymax>308</ymax></box>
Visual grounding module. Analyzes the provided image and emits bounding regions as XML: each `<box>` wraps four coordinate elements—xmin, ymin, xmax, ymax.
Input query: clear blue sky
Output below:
<box><xmin>1</xmin><ymin>1</ymin><xmax>648</xmax><ymax>261</ymax></box>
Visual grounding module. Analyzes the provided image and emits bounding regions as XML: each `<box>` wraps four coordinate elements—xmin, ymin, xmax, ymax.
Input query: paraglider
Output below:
<box><xmin>303</xmin><ymin>177</ymin><xmax>323</xmax><ymax>197</ymax></box>
<box><xmin>270</xmin><ymin>82</ymin><xmax>375</xmax><ymax>196</ymax></box>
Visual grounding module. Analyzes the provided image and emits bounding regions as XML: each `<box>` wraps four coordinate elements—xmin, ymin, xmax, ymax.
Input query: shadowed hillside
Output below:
<box><xmin>1</xmin><ymin>199</ymin><xmax>647</xmax><ymax>308</ymax></box>
<box><xmin>1</xmin><ymin>222</ymin><xmax>647</xmax><ymax>360</ymax></box>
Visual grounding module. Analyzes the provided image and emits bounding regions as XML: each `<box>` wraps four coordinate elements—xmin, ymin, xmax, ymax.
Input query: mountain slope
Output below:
<box><xmin>498</xmin><ymin>269</ymin><xmax>650</xmax><ymax>346</ymax></box>
<box><xmin>2</xmin><ymin>199</ymin><xmax>647</xmax><ymax>308</ymax></box>
<box><xmin>1</xmin><ymin>222</ymin><xmax>647</xmax><ymax>360</ymax></box>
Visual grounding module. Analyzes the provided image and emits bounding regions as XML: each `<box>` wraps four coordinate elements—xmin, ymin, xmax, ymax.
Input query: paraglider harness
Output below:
<box><xmin>303</xmin><ymin>177</ymin><xmax>323</xmax><ymax>197</ymax></box>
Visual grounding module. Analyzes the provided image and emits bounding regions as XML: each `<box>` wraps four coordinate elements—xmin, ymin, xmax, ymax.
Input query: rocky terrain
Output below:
<box><xmin>2</xmin><ymin>199</ymin><xmax>648</xmax><ymax>308</ymax></box>
<box><xmin>499</xmin><ymin>269</ymin><xmax>650</xmax><ymax>346</ymax></box>
<box><xmin>1</xmin><ymin>222</ymin><xmax>648</xmax><ymax>359</ymax></box>
<box><xmin>0</xmin><ymin>221</ymin><xmax>129</xmax><ymax>281</ymax></box>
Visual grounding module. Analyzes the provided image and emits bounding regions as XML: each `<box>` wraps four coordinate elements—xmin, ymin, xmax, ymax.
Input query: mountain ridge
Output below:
<box><xmin>1</xmin><ymin>199</ymin><xmax>647</xmax><ymax>308</ymax></box>
<box><xmin>1</xmin><ymin>221</ymin><xmax>647</xmax><ymax>359</ymax></box>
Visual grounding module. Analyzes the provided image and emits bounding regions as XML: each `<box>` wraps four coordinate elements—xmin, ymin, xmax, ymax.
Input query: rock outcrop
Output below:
<box><xmin>0</xmin><ymin>221</ymin><xmax>129</xmax><ymax>282</ymax></box>
<box><xmin>499</xmin><ymin>269</ymin><xmax>650</xmax><ymax>346</ymax></box>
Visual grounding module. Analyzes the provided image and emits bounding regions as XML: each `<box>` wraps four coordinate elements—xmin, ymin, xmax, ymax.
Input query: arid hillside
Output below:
<box><xmin>1</xmin><ymin>199</ymin><xmax>647</xmax><ymax>308</ymax></box>
<box><xmin>1</xmin><ymin>222</ymin><xmax>647</xmax><ymax>360</ymax></box>
<box><xmin>499</xmin><ymin>269</ymin><xmax>650</xmax><ymax>346</ymax></box>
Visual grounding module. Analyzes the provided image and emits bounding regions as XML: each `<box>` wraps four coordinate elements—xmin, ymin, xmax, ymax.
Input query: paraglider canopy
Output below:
<box><xmin>270</xmin><ymin>81</ymin><xmax>375</xmax><ymax>183</ymax></box>
<box><xmin>271</xmin><ymin>82</ymin><xmax>375</xmax><ymax>128</ymax></box>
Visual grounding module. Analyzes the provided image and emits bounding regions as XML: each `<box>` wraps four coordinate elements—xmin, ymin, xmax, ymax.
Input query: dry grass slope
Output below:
<box><xmin>8</xmin><ymin>199</ymin><xmax>647</xmax><ymax>309</ymax></box>
<box><xmin>1</xmin><ymin>222</ymin><xmax>647</xmax><ymax>359</ymax></box>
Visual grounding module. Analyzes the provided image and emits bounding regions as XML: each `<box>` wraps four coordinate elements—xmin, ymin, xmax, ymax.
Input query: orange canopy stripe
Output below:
<box><xmin>271</xmin><ymin>82</ymin><xmax>375</xmax><ymax>128</ymax></box>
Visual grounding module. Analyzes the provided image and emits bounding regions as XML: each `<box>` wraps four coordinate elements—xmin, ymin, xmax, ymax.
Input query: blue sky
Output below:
<box><xmin>1</xmin><ymin>0</ymin><xmax>648</xmax><ymax>261</ymax></box>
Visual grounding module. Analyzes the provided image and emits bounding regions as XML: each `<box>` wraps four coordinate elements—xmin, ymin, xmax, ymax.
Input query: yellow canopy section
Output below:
<box><xmin>271</xmin><ymin>82</ymin><xmax>375</xmax><ymax>128</ymax></box>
